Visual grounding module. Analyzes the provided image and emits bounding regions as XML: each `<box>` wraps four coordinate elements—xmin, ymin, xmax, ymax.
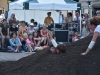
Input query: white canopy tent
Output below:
<box><xmin>9</xmin><ymin>0</ymin><xmax>81</xmax><ymax>25</ymax></box>
<box><xmin>9</xmin><ymin>0</ymin><xmax>78</xmax><ymax>10</ymax></box>
<box><xmin>9</xmin><ymin>0</ymin><xmax>61</xmax><ymax>24</ymax></box>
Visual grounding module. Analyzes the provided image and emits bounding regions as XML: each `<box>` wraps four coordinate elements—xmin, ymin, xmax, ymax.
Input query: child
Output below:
<box><xmin>72</xmin><ymin>32</ymin><xmax>79</xmax><ymax>42</ymax></box>
<box><xmin>40</xmin><ymin>25</ymin><xmax>48</xmax><ymax>46</ymax></box>
<box><xmin>9</xmin><ymin>32</ymin><xmax>22</xmax><ymax>52</ymax></box>
<box><xmin>26</xmin><ymin>34</ymin><xmax>34</xmax><ymax>52</ymax></box>
<box><xmin>48</xmin><ymin>31</ymin><xmax>56</xmax><ymax>46</ymax></box>
<box><xmin>48</xmin><ymin>31</ymin><xmax>66</xmax><ymax>53</ymax></box>
<box><xmin>33</xmin><ymin>32</ymin><xmax>41</xmax><ymax>47</ymax></box>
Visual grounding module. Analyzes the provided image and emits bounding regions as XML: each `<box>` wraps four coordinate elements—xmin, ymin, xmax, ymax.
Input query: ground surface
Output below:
<box><xmin>0</xmin><ymin>52</ymin><xmax>35</xmax><ymax>61</ymax></box>
<box><xmin>0</xmin><ymin>36</ymin><xmax>100</xmax><ymax>75</ymax></box>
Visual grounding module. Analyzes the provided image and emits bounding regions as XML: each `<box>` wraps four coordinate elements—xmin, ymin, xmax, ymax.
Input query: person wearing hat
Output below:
<box><xmin>81</xmin><ymin>21</ymin><xmax>88</xmax><ymax>37</ymax></box>
<box><xmin>44</xmin><ymin>12</ymin><xmax>54</xmax><ymax>26</ymax></box>
<box><xmin>28</xmin><ymin>23</ymin><xmax>35</xmax><ymax>34</ymax></box>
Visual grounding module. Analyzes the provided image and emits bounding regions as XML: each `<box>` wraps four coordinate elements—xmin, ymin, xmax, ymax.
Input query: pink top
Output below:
<box><xmin>26</xmin><ymin>38</ymin><xmax>34</xmax><ymax>45</ymax></box>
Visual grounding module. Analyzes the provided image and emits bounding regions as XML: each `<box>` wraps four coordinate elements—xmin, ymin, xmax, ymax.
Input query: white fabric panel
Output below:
<box><xmin>8</xmin><ymin>10</ymin><xmax>24</xmax><ymax>21</ymax></box>
<box><xmin>54</xmin><ymin>4</ymin><xmax>77</xmax><ymax>10</ymax></box>
<box><xmin>29</xmin><ymin>3</ymin><xmax>77</xmax><ymax>10</ymax></box>
<box><xmin>37</xmin><ymin>0</ymin><xmax>66</xmax><ymax>4</ymax></box>
<box><xmin>9</xmin><ymin>3</ymin><xmax>23</xmax><ymax>9</ymax></box>
<box><xmin>8</xmin><ymin>10</ymin><xmax>59</xmax><ymax>24</ymax></box>
<box><xmin>29</xmin><ymin>3</ymin><xmax>53</xmax><ymax>10</ymax></box>
<box><xmin>34</xmin><ymin>10</ymin><xmax>59</xmax><ymax>24</ymax></box>
<box><xmin>25</xmin><ymin>10</ymin><xmax>35</xmax><ymax>23</ymax></box>
<box><xmin>9</xmin><ymin>0</ymin><xmax>28</xmax><ymax>9</ymax></box>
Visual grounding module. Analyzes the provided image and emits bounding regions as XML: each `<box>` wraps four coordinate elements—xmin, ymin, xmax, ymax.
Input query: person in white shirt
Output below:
<box><xmin>48</xmin><ymin>31</ymin><xmax>66</xmax><ymax>53</ymax></box>
<box><xmin>59</xmin><ymin>12</ymin><xmax>64</xmax><ymax>24</ymax></box>
<box><xmin>73</xmin><ymin>12</ymin><xmax>82</xmax><ymax>33</ymax></box>
<box><xmin>28</xmin><ymin>23</ymin><xmax>35</xmax><ymax>34</ymax></box>
<box><xmin>73</xmin><ymin>12</ymin><xmax>82</xmax><ymax>22</ymax></box>
<box><xmin>96</xmin><ymin>10</ymin><xmax>100</xmax><ymax>18</ymax></box>
<box><xmin>81</xmin><ymin>17</ymin><xmax>100</xmax><ymax>55</ymax></box>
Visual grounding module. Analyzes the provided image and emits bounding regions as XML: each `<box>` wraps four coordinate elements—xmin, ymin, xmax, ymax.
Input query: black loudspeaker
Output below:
<box><xmin>55</xmin><ymin>31</ymin><xmax>68</xmax><ymax>42</ymax></box>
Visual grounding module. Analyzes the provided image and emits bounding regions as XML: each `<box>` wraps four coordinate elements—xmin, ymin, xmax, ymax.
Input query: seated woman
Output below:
<box><xmin>18</xmin><ymin>21</ymin><xmax>28</xmax><ymax>51</ymax></box>
<box><xmin>33</xmin><ymin>32</ymin><xmax>41</xmax><ymax>47</ymax></box>
<box><xmin>9</xmin><ymin>32</ymin><xmax>22</xmax><ymax>52</ymax></box>
<box><xmin>48</xmin><ymin>31</ymin><xmax>66</xmax><ymax>53</ymax></box>
<box><xmin>26</xmin><ymin>34</ymin><xmax>34</xmax><ymax>52</ymax></box>
<box><xmin>40</xmin><ymin>25</ymin><xmax>48</xmax><ymax>46</ymax></box>
<box><xmin>18</xmin><ymin>21</ymin><xmax>28</xmax><ymax>38</ymax></box>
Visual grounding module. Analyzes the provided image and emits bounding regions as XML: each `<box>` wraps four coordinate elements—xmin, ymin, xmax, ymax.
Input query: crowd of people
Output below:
<box><xmin>0</xmin><ymin>12</ymin><xmax>55</xmax><ymax>53</ymax></box>
<box><xmin>0</xmin><ymin>10</ymin><xmax>100</xmax><ymax>54</ymax></box>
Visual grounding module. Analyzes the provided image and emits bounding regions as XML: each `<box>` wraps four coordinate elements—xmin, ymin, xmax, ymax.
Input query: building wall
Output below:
<box><xmin>0</xmin><ymin>0</ymin><xmax>8</xmax><ymax>11</ymax></box>
<box><xmin>79</xmin><ymin>0</ymin><xmax>100</xmax><ymax>17</ymax></box>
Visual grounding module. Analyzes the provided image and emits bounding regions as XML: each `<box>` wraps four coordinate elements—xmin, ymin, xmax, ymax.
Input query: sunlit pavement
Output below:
<box><xmin>0</xmin><ymin>52</ymin><xmax>35</xmax><ymax>61</ymax></box>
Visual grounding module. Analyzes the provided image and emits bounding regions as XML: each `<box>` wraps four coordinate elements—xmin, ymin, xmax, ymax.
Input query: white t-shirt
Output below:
<box><xmin>28</xmin><ymin>27</ymin><xmax>35</xmax><ymax>34</ymax></box>
<box><xmin>73</xmin><ymin>16</ymin><xmax>82</xmax><ymax>21</ymax></box>
<box><xmin>59</xmin><ymin>14</ymin><xmax>63</xmax><ymax>23</ymax></box>
<box><xmin>94</xmin><ymin>25</ymin><xmax>100</xmax><ymax>33</ymax></box>
<box><xmin>51</xmin><ymin>39</ymin><xmax>58</xmax><ymax>48</ymax></box>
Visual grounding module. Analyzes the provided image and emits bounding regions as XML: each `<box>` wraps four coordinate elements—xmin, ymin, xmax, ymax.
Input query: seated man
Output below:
<box><xmin>0</xmin><ymin>19</ymin><xmax>10</xmax><ymax>49</ymax></box>
<box><xmin>48</xmin><ymin>31</ymin><xmax>66</xmax><ymax>53</ymax></box>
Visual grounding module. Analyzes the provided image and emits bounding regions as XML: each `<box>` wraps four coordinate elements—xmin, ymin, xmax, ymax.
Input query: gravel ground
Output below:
<box><xmin>0</xmin><ymin>52</ymin><xmax>35</xmax><ymax>61</ymax></box>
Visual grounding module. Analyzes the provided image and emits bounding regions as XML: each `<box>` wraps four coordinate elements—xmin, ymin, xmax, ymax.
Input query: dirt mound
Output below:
<box><xmin>0</xmin><ymin>36</ymin><xmax>100</xmax><ymax>75</ymax></box>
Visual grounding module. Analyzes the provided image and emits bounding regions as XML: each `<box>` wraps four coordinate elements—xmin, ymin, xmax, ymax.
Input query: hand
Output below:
<box><xmin>16</xmin><ymin>44</ymin><xmax>21</xmax><ymax>47</ymax></box>
<box><xmin>7</xmin><ymin>35</ymin><xmax>10</xmax><ymax>39</ymax></box>
<box><xmin>31</xmin><ymin>43</ymin><xmax>34</xmax><ymax>46</ymax></box>
<box><xmin>2</xmin><ymin>35</ymin><xmax>5</xmax><ymax>39</ymax></box>
<box><xmin>38</xmin><ymin>37</ymin><xmax>41</xmax><ymax>40</ymax></box>
<box><xmin>81</xmin><ymin>52</ymin><xmax>87</xmax><ymax>55</ymax></box>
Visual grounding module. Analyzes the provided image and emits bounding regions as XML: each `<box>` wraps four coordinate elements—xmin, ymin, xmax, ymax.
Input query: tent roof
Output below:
<box><xmin>9</xmin><ymin>0</ymin><xmax>81</xmax><ymax>10</ymax></box>
<box><xmin>26</xmin><ymin>0</ymin><xmax>76</xmax><ymax>4</ymax></box>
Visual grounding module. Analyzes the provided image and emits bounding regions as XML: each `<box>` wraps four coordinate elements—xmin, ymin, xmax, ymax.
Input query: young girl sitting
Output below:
<box><xmin>48</xmin><ymin>31</ymin><xmax>66</xmax><ymax>53</ymax></box>
<box><xmin>48</xmin><ymin>31</ymin><xmax>56</xmax><ymax>46</ymax></box>
<box><xmin>9</xmin><ymin>32</ymin><xmax>22</xmax><ymax>52</ymax></box>
<box><xmin>33</xmin><ymin>32</ymin><xmax>41</xmax><ymax>47</ymax></box>
<box><xmin>26</xmin><ymin>34</ymin><xmax>35</xmax><ymax>52</ymax></box>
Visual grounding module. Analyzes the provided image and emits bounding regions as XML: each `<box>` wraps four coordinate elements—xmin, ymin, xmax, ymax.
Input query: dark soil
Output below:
<box><xmin>0</xmin><ymin>36</ymin><xmax>100</xmax><ymax>75</ymax></box>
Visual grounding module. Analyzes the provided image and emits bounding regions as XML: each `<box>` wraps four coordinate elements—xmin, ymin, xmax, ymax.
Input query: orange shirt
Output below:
<box><xmin>44</xmin><ymin>17</ymin><xmax>54</xmax><ymax>25</ymax></box>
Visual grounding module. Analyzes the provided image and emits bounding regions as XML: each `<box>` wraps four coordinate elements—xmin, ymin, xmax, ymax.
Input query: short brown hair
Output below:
<box><xmin>56</xmin><ymin>44</ymin><xmax>66</xmax><ymax>53</ymax></box>
<box><xmin>90</xmin><ymin>17</ymin><xmax>100</xmax><ymax>26</ymax></box>
<box><xmin>47</xmin><ymin>12</ymin><xmax>51</xmax><ymax>15</ymax></box>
